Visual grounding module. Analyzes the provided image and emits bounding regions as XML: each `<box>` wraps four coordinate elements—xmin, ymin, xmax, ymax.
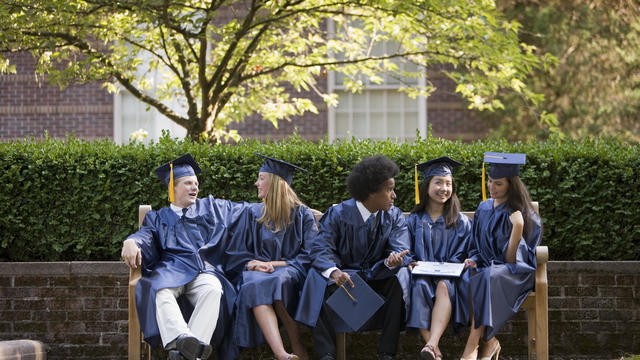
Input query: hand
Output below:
<box><xmin>386</xmin><ymin>249</ymin><xmax>409</xmax><ymax>268</ymax></box>
<box><xmin>509</xmin><ymin>210</ymin><xmax>524</xmax><ymax>228</ymax></box>
<box><xmin>463</xmin><ymin>258</ymin><xmax>477</xmax><ymax>269</ymax></box>
<box><xmin>330</xmin><ymin>269</ymin><xmax>354</xmax><ymax>288</ymax></box>
<box><xmin>247</xmin><ymin>260</ymin><xmax>275</xmax><ymax>273</ymax></box>
<box><xmin>121</xmin><ymin>238</ymin><xmax>141</xmax><ymax>269</ymax></box>
<box><xmin>408</xmin><ymin>261</ymin><xmax>418</xmax><ymax>270</ymax></box>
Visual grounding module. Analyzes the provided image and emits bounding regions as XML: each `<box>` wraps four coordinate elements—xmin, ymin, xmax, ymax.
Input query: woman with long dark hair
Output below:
<box><xmin>459</xmin><ymin>152</ymin><xmax>542</xmax><ymax>360</ymax></box>
<box><xmin>406</xmin><ymin>157</ymin><xmax>472</xmax><ymax>360</ymax></box>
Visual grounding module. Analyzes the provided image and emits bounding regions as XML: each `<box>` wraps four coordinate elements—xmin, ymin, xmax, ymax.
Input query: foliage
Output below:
<box><xmin>0</xmin><ymin>0</ymin><xmax>552</xmax><ymax>141</ymax></box>
<box><xmin>483</xmin><ymin>0</ymin><xmax>640</xmax><ymax>142</ymax></box>
<box><xmin>0</xmin><ymin>135</ymin><xmax>638</xmax><ymax>262</ymax></box>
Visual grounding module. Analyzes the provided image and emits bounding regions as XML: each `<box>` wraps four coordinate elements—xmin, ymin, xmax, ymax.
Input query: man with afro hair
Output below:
<box><xmin>295</xmin><ymin>155</ymin><xmax>411</xmax><ymax>360</ymax></box>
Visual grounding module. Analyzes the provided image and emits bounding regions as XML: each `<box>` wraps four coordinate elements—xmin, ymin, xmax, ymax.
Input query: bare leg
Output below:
<box><xmin>274</xmin><ymin>300</ymin><xmax>308</xmax><ymax>360</ymax></box>
<box><xmin>426</xmin><ymin>280</ymin><xmax>452</xmax><ymax>356</ymax></box>
<box><xmin>253</xmin><ymin>304</ymin><xmax>291</xmax><ymax>360</ymax></box>
<box><xmin>461</xmin><ymin>283</ymin><xmax>482</xmax><ymax>359</ymax></box>
<box><xmin>419</xmin><ymin>328</ymin><xmax>431</xmax><ymax>344</ymax></box>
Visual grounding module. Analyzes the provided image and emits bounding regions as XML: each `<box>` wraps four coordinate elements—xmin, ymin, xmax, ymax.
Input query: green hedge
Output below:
<box><xmin>1</xmin><ymin>134</ymin><xmax>638</xmax><ymax>261</ymax></box>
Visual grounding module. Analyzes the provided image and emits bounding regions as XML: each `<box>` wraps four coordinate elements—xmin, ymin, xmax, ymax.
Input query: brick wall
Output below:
<box><xmin>1</xmin><ymin>52</ymin><xmax>485</xmax><ymax>143</ymax></box>
<box><xmin>0</xmin><ymin>261</ymin><xmax>638</xmax><ymax>359</ymax></box>
<box><xmin>0</xmin><ymin>262</ymin><xmax>128</xmax><ymax>359</ymax></box>
<box><xmin>0</xmin><ymin>53</ymin><xmax>113</xmax><ymax>140</ymax></box>
<box><xmin>227</xmin><ymin>74</ymin><xmax>485</xmax><ymax>143</ymax></box>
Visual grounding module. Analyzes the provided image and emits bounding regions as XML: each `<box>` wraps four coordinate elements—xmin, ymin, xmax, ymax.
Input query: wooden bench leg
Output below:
<box><xmin>128</xmin><ymin>275</ymin><xmax>141</xmax><ymax>360</ymax></box>
<box><xmin>336</xmin><ymin>333</ymin><xmax>346</xmax><ymax>360</ymax></box>
<box><xmin>527</xmin><ymin>307</ymin><xmax>536</xmax><ymax>360</ymax></box>
<box><xmin>536</xmin><ymin>265</ymin><xmax>549</xmax><ymax>360</ymax></box>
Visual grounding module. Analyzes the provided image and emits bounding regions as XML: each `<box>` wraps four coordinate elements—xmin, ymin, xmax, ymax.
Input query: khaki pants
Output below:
<box><xmin>155</xmin><ymin>273</ymin><xmax>223</xmax><ymax>348</ymax></box>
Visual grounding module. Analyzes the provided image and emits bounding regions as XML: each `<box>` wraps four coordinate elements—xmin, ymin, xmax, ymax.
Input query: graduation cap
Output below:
<box><xmin>482</xmin><ymin>152</ymin><xmax>526</xmax><ymax>201</ymax></box>
<box><xmin>326</xmin><ymin>273</ymin><xmax>385</xmax><ymax>332</ymax></box>
<box><xmin>153</xmin><ymin>153</ymin><xmax>202</xmax><ymax>202</ymax></box>
<box><xmin>257</xmin><ymin>154</ymin><xmax>307</xmax><ymax>185</ymax></box>
<box><xmin>413</xmin><ymin>156</ymin><xmax>463</xmax><ymax>205</ymax></box>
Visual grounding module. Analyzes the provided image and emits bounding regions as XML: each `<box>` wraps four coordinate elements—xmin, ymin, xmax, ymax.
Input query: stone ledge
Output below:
<box><xmin>1</xmin><ymin>261</ymin><xmax>639</xmax><ymax>275</ymax></box>
<box><xmin>0</xmin><ymin>262</ymin><xmax>128</xmax><ymax>276</ymax></box>
<box><xmin>549</xmin><ymin>261</ymin><xmax>640</xmax><ymax>273</ymax></box>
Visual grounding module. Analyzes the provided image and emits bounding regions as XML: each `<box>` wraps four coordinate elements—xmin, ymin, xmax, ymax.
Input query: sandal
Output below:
<box><xmin>419</xmin><ymin>344</ymin><xmax>437</xmax><ymax>360</ymax></box>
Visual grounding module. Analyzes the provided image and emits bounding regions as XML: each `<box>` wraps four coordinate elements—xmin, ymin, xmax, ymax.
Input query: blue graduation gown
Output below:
<box><xmin>225</xmin><ymin>203</ymin><xmax>318</xmax><ymax>348</ymax></box>
<box><xmin>406</xmin><ymin>212</ymin><xmax>471</xmax><ymax>331</ymax></box>
<box><xmin>461</xmin><ymin>199</ymin><xmax>542</xmax><ymax>340</ymax></box>
<box><xmin>294</xmin><ymin>198</ymin><xmax>411</xmax><ymax>330</ymax></box>
<box><xmin>129</xmin><ymin>195</ymin><xmax>248</xmax><ymax>360</ymax></box>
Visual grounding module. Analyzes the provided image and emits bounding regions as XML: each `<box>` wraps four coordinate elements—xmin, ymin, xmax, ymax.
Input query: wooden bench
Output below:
<box><xmin>128</xmin><ymin>204</ymin><xmax>548</xmax><ymax>360</ymax></box>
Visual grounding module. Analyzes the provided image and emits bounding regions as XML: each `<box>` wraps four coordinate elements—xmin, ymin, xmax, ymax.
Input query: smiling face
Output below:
<box><xmin>255</xmin><ymin>171</ymin><xmax>271</xmax><ymax>199</ymax></box>
<box><xmin>173</xmin><ymin>175</ymin><xmax>199</xmax><ymax>208</ymax></box>
<box><xmin>487</xmin><ymin>176</ymin><xmax>509</xmax><ymax>204</ymax></box>
<box><xmin>364</xmin><ymin>178</ymin><xmax>396</xmax><ymax>212</ymax></box>
<box><xmin>427</xmin><ymin>175</ymin><xmax>453</xmax><ymax>206</ymax></box>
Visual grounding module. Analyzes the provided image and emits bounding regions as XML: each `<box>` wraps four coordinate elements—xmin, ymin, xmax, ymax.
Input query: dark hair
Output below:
<box><xmin>411</xmin><ymin>176</ymin><xmax>461</xmax><ymax>228</ymax></box>
<box><xmin>347</xmin><ymin>155</ymin><xmax>399</xmax><ymax>201</ymax></box>
<box><xmin>506</xmin><ymin>176</ymin><xmax>542</xmax><ymax>241</ymax></box>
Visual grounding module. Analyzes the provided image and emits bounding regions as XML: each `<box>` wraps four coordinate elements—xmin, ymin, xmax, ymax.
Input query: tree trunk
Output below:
<box><xmin>185</xmin><ymin>118</ymin><xmax>206</xmax><ymax>142</ymax></box>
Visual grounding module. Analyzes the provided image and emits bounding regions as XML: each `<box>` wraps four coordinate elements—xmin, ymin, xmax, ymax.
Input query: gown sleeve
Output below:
<box><xmin>129</xmin><ymin>210</ymin><xmax>161</xmax><ymax>272</ymax></box>
<box><xmin>223</xmin><ymin>203</ymin><xmax>259</xmax><ymax>286</ymax></box>
<box><xmin>369</xmin><ymin>207</ymin><xmax>411</xmax><ymax>278</ymax></box>
<box><xmin>310</xmin><ymin>206</ymin><xmax>343</xmax><ymax>273</ymax></box>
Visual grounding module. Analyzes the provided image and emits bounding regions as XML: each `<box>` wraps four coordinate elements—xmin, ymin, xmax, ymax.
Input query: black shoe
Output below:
<box><xmin>167</xmin><ymin>350</ymin><xmax>185</xmax><ymax>360</ymax></box>
<box><xmin>379</xmin><ymin>353</ymin><xmax>395</xmax><ymax>360</ymax></box>
<box><xmin>199</xmin><ymin>343</ymin><xmax>212</xmax><ymax>360</ymax></box>
<box><xmin>318</xmin><ymin>353</ymin><xmax>336</xmax><ymax>360</ymax></box>
<box><xmin>175</xmin><ymin>334</ymin><xmax>201</xmax><ymax>360</ymax></box>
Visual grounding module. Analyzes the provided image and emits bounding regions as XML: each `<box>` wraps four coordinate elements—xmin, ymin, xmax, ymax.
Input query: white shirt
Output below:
<box><xmin>170</xmin><ymin>203</ymin><xmax>196</xmax><ymax>218</ymax></box>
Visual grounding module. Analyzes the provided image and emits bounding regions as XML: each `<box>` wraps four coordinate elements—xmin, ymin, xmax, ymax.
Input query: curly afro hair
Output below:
<box><xmin>347</xmin><ymin>155</ymin><xmax>399</xmax><ymax>201</ymax></box>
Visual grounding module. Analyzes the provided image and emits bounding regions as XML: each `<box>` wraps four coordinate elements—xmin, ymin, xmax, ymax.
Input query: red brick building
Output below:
<box><xmin>1</xmin><ymin>52</ymin><xmax>486</xmax><ymax>143</ymax></box>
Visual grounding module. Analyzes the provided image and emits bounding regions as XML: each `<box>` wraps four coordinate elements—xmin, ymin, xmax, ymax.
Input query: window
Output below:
<box><xmin>328</xmin><ymin>39</ymin><xmax>427</xmax><ymax>142</ymax></box>
<box><xmin>113</xmin><ymin>90</ymin><xmax>186</xmax><ymax>144</ymax></box>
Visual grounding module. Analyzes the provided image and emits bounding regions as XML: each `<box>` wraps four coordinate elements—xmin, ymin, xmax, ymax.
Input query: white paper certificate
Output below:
<box><xmin>411</xmin><ymin>261</ymin><xmax>465</xmax><ymax>277</ymax></box>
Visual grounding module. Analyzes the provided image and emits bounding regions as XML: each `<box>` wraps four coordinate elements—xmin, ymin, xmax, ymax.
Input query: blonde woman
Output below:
<box><xmin>225</xmin><ymin>154</ymin><xmax>318</xmax><ymax>360</ymax></box>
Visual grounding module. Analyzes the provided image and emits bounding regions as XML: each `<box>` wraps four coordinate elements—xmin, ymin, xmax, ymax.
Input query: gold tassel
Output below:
<box><xmin>168</xmin><ymin>163</ymin><xmax>175</xmax><ymax>203</ymax></box>
<box><xmin>414</xmin><ymin>164</ymin><xmax>420</xmax><ymax>205</ymax></box>
<box><xmin>481</xmin><ymin>162</ymin><xmax>486</xmax><ymax>202</ymax></box>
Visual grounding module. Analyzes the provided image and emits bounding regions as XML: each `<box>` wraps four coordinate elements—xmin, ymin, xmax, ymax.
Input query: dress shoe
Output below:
<box><xmin>379</xmin><ymin>353</ymin><xmax>395</xmax><ymax>360</ymax></box>
<box><xmin>167</xmin><ymin>350</ymin><xmax>185</xmax><ymax>360</ymax></box>
<box><xmin>175</xmin><ymin>334</ymin><xmax>211</xmax><ymax>360</ymax></box>
<box><xmin>199</xmin><ymin>343</ymin><xmax>212</xmax><ymax>360</ymax></box>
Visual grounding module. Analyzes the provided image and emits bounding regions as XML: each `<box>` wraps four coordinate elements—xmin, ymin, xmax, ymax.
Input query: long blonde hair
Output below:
<box><xmin>257</xmin><ymin>173</ymin><xmax>304</xmax><ymax>232</ymax></box>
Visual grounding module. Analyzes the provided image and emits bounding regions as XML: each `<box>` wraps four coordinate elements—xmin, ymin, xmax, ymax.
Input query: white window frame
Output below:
<box><xmin>326</xmin><ymin>20</ymin><xmax>427</xmax><ymax>142</ymax></box>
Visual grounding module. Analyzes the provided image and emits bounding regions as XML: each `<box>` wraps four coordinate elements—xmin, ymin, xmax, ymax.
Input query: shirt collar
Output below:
<box><xmin>356</xmin><ymin>201</ymin><xmax>378</xmax><ymax>223</ymax></box>
<box><xmin>170</xmin><ymin>203</ymin><xmax>194</xmax><ymax>218</ymax></box>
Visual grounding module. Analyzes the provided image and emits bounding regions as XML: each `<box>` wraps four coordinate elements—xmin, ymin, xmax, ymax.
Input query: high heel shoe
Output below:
<box><xmin>479</xmin><ymin>338</ymin><xmax>501</xmax><ymax>360</ymax></box>
<box><xmin>459</xmin><ymin>345</ymin><xmax>478</xmax><ymax>360</ymax></box>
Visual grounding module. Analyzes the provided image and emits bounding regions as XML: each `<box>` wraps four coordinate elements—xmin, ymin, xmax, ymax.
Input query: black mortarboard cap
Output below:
<box><xmin>326</xmin><ymin>273</ymin><xmax>385</xmax><ymax>332</ymax></box>
<box><xmin>484</xmin><ymin>152</ymin><xmax>526</xmax><ymax>178</ymax></box>
<box><xmin>416</xmin><ymin>156</ymin><xmax>463</xmax><ymax>180</ymax></box>
<box><xmin>257</xmin><ymin>153</ymin><xmax>307</xmax><ymax>185</ymax></box>
<box><xmin>154</xmin><ymin>153</ymin><xmax>202</xmax><ymax>186</ymax></box>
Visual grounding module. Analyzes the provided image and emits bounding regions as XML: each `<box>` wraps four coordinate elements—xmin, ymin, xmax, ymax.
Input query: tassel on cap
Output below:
<box><xmin>414</xmin><ymin>164</ymin><xmax>420</xmax><ymax>205</ymax></box>
<box><xmin>168</xmin><ymin>162</ymin><xmax>175</xmax><ymax>203</ymax></box>
<box><xmin>481</xmin><ymin>162</ymin><xmax>486</xmax><ymax>202</ymax></box>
